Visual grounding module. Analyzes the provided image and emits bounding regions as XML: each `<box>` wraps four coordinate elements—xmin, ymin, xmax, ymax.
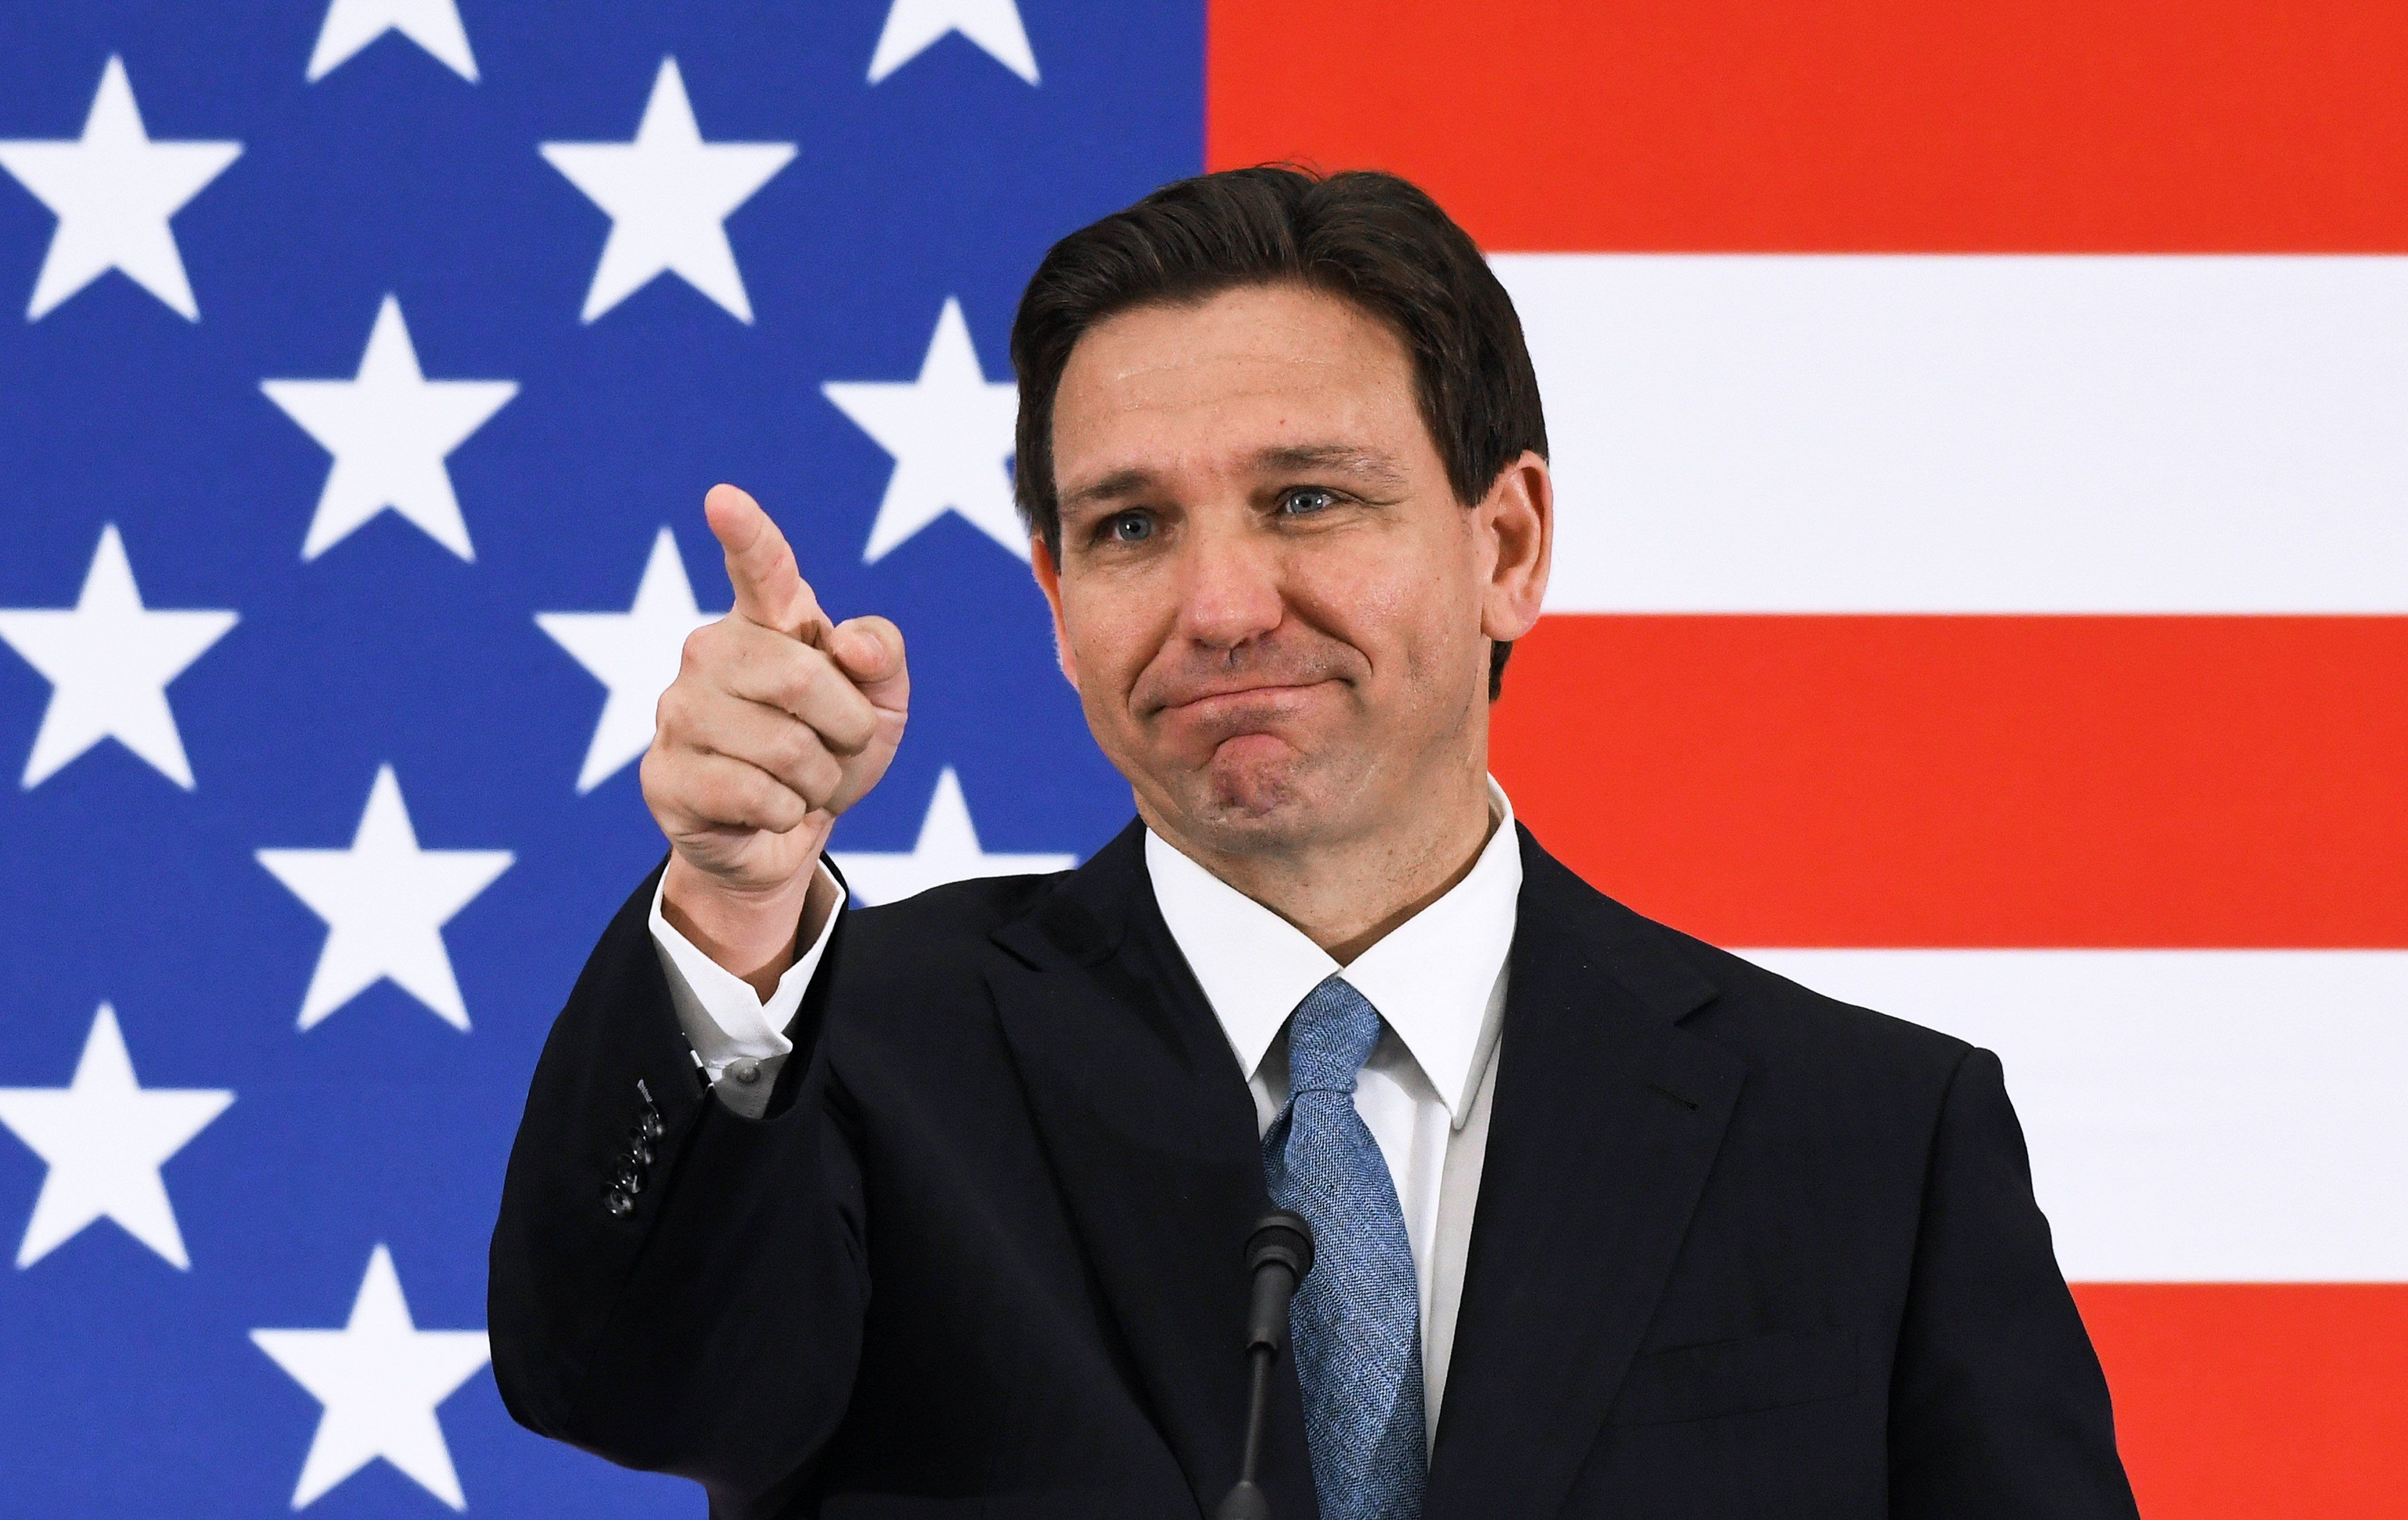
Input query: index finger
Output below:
<box><xmin>704</xmin><ymin>483</ymin><xmax>825</xmax><ymax>641</ymax></box>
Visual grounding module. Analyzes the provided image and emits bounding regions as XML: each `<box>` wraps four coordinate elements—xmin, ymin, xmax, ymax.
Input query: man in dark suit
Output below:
<box><xmin>490</xmin><ymin>167</ymin><xmax>2140</xmax><ymax>1519</ymax></box>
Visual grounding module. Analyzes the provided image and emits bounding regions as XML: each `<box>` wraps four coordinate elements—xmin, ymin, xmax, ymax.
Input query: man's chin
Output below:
<box><xmin>1158</xmin><ymin>743</ymin><xmax>1330</xmax><ymax>845</ymax></box>
<box><xmin>1205</xmin><ymin>731</ymin><xmax>1301</xmax><ymax>783</ymax></box>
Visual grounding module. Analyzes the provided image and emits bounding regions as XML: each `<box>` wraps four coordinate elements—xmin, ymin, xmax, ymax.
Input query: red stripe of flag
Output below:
<box><xmin>2075</xmin><ymin>1284</ymin><xmax>2408</xmax><ymax>1517</ymax></box>
<box><xmin>1207</xmin><ymin>0</ymin><xmax>2408</xmax><ymax>252</ymax></box>
<box><xmin>1489</xmin><ymin>615</ymin><xmax>2408</xmax><ymax>949</ymax></box>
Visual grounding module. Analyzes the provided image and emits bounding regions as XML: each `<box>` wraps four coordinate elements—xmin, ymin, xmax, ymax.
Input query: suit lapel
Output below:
<box><xmin>983</xmin><ymin>823</ymin><xmax>1318</xmax><ymax>1519</ymax></box>
<box><xmin>1424</xmin><ymin>830</ymin><xmax>1746</xmax><ymax>1519</ymax></box>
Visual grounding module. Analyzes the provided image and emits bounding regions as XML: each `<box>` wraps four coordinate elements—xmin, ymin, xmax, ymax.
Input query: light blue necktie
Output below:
<box><xmin>1261</xmin><ymin>975</ymin><xmax>1426</xmax><ymax>1520</ymax></box>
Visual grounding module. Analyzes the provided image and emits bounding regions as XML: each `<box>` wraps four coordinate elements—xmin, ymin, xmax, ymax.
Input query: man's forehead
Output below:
<box><xmin>1062</xmin><ymin>285</ymin><xmax>1412</xmax><ymax>400</ymax></box>
<box><xmin>1051</xmin><ymin>287</ymin><xmax>1424</xmax><ymax>499</ymax></box>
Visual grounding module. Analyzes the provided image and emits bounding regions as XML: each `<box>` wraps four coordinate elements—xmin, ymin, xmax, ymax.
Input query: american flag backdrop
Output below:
<box><xmin>0</xmin><ymin>1</ymin><xmax>2398</xmax><ymax>1515</ymax></box>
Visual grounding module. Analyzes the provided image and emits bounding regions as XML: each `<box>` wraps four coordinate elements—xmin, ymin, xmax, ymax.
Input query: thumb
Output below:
<box><xmin>705</xmin><ymin>483</ymin><xmax>823</xmax><ymax>639</ymax></box>
<box><xmin>829</xmin><ymin>615</ymin><xmax>909</xmax><ymax>714</ymax></box>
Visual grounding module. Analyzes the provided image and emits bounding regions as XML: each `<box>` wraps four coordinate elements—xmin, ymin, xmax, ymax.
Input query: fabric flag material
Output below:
<box><xmin>0</xmin><ymin>5</ymin><xmax>1187</xmax><ymax>1514</ymax></box>
<box><xmin>1213</xmin><ymin>1</ymin><xmax>2407</xmax><ymax>1513</ymax></box>
<box><xmin>1</xmin><ymin>1</ymin><xmax>2398</xmax><ymax>1515</ymax></box>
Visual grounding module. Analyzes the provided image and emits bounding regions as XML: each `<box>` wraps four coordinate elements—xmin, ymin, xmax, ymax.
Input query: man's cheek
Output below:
<box><xmin>1068</xmin><ymin>638</ymin><xmax>1141</xmax><ymax>740</ymax></box>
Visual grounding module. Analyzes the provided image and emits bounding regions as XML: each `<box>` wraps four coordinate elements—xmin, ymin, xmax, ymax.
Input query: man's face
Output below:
<box><xmin>1036</xmin><ymin>282</ymin><xmax>1548</xmax><ymax>859</ymax></box>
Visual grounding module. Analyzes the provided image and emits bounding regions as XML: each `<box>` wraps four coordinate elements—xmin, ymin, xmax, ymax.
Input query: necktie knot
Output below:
<box><xmin>1286</xmin><ymin>975</ymin><xmax>1382</xmax><ymax>1097</ymax></box>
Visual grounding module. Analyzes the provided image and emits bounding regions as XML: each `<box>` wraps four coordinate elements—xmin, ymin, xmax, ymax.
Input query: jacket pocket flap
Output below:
<box><xmin>1608</xmin><ymin>1327</ymin><xmax>1858</xmax><ymax>1427</ymax></box>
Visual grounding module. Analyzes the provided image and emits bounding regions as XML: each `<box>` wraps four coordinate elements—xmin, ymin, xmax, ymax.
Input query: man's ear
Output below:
<box><xmin>1480</xmin><ymin>450</ymin><xmax>1553</xmax><ymax>643</ymax></box>
<box><xmin>1029</xmin><ymin>536</ymin><xmax>1080</xmax><ymax>686</ymax></box>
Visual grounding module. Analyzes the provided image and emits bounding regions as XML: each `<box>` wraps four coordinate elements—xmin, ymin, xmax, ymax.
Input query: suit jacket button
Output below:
<box><xmin>638</xmin><ymin>1111</ymin><xmax>666</xmax><ymax>1140</ymax></box>
<box><xmin>603</xmin><ymin>1187</ymin><xmax>635</xmax><ymax>1218</ymax></box>
<box><xmin>730</xmin><ymin>1060</ymin><xmax>761</xmax><ymax>1085</ymax></box>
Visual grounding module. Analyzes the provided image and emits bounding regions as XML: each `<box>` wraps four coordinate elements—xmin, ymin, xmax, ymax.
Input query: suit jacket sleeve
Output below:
<box><xmin>487</xmin><ymin>861</ymin><xmax>867</xmax><ymax>1512</ymax></box>
<box><xmin>1886</xmin><ymin>1046</ymin><xmax>2141</xmax><ymax>1518</ymax></box>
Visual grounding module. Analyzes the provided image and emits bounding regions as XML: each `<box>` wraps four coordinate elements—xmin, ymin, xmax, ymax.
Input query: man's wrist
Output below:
<box><xmin>660</xmin><ymin>853</ymin><xmax>832</xmax><ymax>999</ymax></box>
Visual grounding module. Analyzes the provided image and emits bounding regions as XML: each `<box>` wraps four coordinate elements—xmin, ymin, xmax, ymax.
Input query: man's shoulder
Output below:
<box><xmin>840</xmin><ymin>869</ymin><xmax>1072</xmax><ymax>964</ymax></box>
<box><xmin>828</xmin><ymin>818</ymin><xmax>1147</xmax><ymax>990</ymax></box>
<box><xmin>1521</xmin><ymin>837</ymin><xmax>1974</xmax><ymax>1092</ymax></box>
<box><xmin>817</xmin><ymin>865</ymin><xmax>1097</xmax><ymax>1064</ymax></box>
<box><xmin>1664</xmin><ymin>923</ymin><xmax>1972</xmax><ymax>1081</ymax></box>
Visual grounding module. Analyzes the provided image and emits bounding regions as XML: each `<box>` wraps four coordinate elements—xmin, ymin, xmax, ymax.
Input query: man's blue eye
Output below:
<box><xmin>1109</xmin><ymin>513</ymin><xmax>1152</xmax><ymax>542</ymax></box>
<box><xmin>1282</xmin><ymin>487</ymin><xmax>1335</xmax><ymax>515</ymax></box>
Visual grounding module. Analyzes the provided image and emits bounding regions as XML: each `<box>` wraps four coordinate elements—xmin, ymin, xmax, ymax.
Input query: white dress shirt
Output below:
<box><xmin>648</xmin><ymin>864</ymin><xmax>845</xmax><ymax>1102</ymax></box>
<box><xmin>1142</xmin><ymin>780</ymin><xmax>1519</xmax><ymax>1443</ymax></box>
<box><xmin>648</xmin><ymin>780</ymin><xmax>1523</xmax><ymax>1445</ymax></box>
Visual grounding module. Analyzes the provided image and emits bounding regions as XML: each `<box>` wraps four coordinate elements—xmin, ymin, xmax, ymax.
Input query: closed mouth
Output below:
<box><xmin>1156</xmin><ymin>679</ymin><xmax>1335</xmax><ymax>715</ymax></box>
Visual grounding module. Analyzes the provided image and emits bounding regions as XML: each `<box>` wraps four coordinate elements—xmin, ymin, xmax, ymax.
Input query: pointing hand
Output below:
<box><xmin>640</xmin><ymin>484</ymin><xmax>909</xmax><ymax>982</ymax></box>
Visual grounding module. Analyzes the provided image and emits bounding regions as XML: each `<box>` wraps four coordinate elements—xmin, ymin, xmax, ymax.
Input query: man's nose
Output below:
<box><xmin>1172</xmin><ymin>517</ymin><xmax>1285</xmax><ymax>652</ymax></box>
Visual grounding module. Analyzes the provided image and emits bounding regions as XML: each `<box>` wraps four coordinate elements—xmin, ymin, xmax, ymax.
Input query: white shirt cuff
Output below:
<box><xmin>648</xmin><ymin>862</ymin><xmax>845</xmax><ymax>1104</ymax></box>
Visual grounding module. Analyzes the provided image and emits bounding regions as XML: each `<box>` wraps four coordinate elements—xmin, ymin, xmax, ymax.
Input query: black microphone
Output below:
<box><xmin>1217</xmin><ymin>1211</ymin><xmax>1314</xmax><ymax>1520</ymax></box>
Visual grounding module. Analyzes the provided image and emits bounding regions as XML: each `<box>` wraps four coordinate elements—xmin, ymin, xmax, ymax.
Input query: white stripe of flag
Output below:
<box><xmin>1498</xmin><ymin>255</ymin><xmax>2408</xmax><ymax>614</ymax></box>
<box><xmin>1738</xmin><ymin>949</ymin><xmax>2408</xmax><ymax>1283</ymax></box>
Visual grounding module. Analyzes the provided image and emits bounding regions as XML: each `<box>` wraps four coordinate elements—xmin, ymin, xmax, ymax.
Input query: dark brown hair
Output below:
<box><xmin>1008</xmin><ymin>166</ymin><xmax>1547</xmax><ymax>698</ymax></box>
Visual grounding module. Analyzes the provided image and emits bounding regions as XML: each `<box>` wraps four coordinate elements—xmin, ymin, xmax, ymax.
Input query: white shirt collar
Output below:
<box><xmin>1143</xmin><ymin>777</ymin><xmax>1523</xmax><ymax>1127</ymax></box>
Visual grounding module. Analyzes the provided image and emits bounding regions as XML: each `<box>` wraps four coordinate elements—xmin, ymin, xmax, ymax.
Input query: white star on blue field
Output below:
<box><xmin>0</xmin><ymin>0</ymin><xmax>1195</xmax><ymax>1509</ymax></box>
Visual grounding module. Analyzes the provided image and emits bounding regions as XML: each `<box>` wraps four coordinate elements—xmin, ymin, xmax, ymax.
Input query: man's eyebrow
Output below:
<box><xmin>1249</xmin><ymin>443</ymin><xmax>1409</xmax><ymax>489</ymax></box>
<box><xmin>1057</xmin><ymin>467</ymin><xmax>1158</xmax><ymax>517</ymax></box>
<box><xmin>1057</xmin><ymin>443</ymin><xmax>1407</xmax><ymax>517</ymax></box>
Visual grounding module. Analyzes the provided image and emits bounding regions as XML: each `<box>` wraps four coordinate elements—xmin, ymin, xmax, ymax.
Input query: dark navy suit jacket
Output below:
<box><xmin>489</xmin><ymin>822</ymin><xmax>2140</xmax><ymax>1518</ymax></box>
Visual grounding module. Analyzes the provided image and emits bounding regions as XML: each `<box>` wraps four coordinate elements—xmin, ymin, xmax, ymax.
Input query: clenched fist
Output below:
<box><xmin>643</xmin><ymin>483</ymin><xmax>908</xmax><ymax>989</ymax></box>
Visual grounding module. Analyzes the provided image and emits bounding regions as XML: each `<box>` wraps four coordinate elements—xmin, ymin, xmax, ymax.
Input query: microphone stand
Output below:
<box><xmin>1218</xmin><ymin>1212</ymin><xmax>1314</xmax><ymax>1520</ymax></box>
